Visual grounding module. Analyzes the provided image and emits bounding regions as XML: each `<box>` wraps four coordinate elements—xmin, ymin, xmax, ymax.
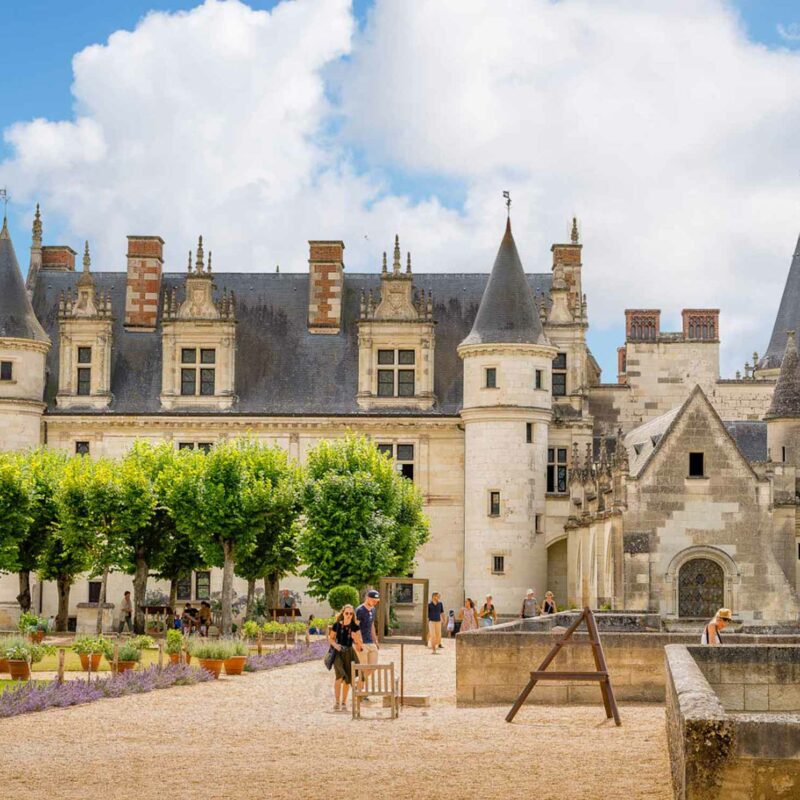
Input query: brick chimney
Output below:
<box><xmin>124</xmin><ymin>236</ymin><xmax>164</xmax><ymax>331</ymax></box>
<box><xmin>308</xmin><ymin>240</ymin><xmax>344</xmax><ymax>334</ymax></box>
<box><xmin>682</xmin><ymin>309</ymin><xmax>719</xmax><ymax>341</ymax></box>
<box><xmin>625</xmin><ymin>309</ymin><xmax>660</xmax><ymax>342</ymax></box>
<box><xmin>41</xmin><ymin>245</ymin><xmax>77</xmax><ymax>272</ymax></box>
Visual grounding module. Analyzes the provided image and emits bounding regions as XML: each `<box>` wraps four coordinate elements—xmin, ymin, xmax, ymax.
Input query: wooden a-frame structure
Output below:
<box><xmin>506</xmin><ymin>607</ymin><xmax>621</xmax><ymax>726</ymax></box>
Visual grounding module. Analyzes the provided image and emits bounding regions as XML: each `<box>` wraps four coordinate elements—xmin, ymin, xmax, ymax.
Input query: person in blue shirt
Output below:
<box><xmin>355</xmin><ymin>590</ymin><xmax>380</xmax><ymax>664</ymax></box>
<box><xmin>427</xmin><ymin>592</ymin><xmax>445</xmax><ymax>654</ymax></box>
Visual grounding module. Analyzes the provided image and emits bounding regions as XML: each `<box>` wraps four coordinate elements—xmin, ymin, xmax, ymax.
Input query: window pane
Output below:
<box><xmin>689</xmin><ymin>452</ymin><xmax>704</xmax><ymax>477</ymax></box>
<box><xmin>178</xmin><ymin>442</ymin><xmax>195</xmax><ymax>450</ymax></box>
<box><xmin>548</xmin><ymin>448</ymin><xmax>554</xmax><ymax>462</ymax></box>
<box><xmin>0</xmin><ymin>361</ymin><xmax>12</xmax><ymax>381</ymax></box>
<box><xmin>75</xmin><ymin>441</ymin><xmax>90</xmax><ymax>456</ymax></box>
<box><xmin>485</xmin><ymin>368</ymin><xmax>497</xmax><ymax>388</ymax></box>
<box><xmin>526</xmin><ymin>423</ymin><xmax>533</xmax><ymax>444</ymax></box>
<box><xmin>377</xmin><ymin>444</ymin><xmax>394</xmax><ymax>457</ymax></box>
<box><xmin>197</xmin><ymin>443</ymin><xmax>212</xmax><ymax>453</ymax></box>
<box><xmin>553</xmin><ymin>352</ymin><xmax>567</xmax><ymax>370</ymax></box>
<box><xmin>176</xmin><ymin>575</ymin><xmax>191</xmax><ymax>601</ymax></box>
<box><xmin>77</xmin><ymin>367</ymin><xmax>91</xmax><ymax>396</ymax></box>
<box><xmin>398</xmin><ymin>350</ymin><xmax>415</xmax><ymax>365</ymax></box>
<box><xmin>398</xmin><ymin>370</ymin><xmax>415</xmax><ymax>397</ymax></box>
<box><xmin>535</xmin><ymin>369</ymin><xmax>543</xmax><ymax>389</ymax></box>
<box><xmin>377</xmin><ymin>370</ymin><xmax>394</xmax><ymax>397</ymax></box>
<box><xmin>492</xmin><ymin>556</ymin><xmax>504</xmax><ymax>574</ymax></box>
<box><xmin>200</xmin><ymin>368</ymin><xmax>215</xmax><ymax>396</ymax></box>
<box><xmin>557</xmin><ymin>466</ymin><xmax>567</xmax><ymax>493</ymax></box>
<box><xmin>77</xmin><ymin>346</ymin><xmax>92</xmax><ymax>364</ymax></box>
<box><xmin>396</xmin><ymin>444</ymin><xmax>414</xmax><ymax>461</ymax></box>
<box><xmin>88</xmin><ymin>581</ymin><xmax>102</xmax><ymax>604</ymax></box>
<box><xmin>377</xmin><ymin>349</ymin><xmax>395</xmax><ymax>365</ymax></box>
<box><xmin>200</xmin><ymin>349</ymin><xmax>216</xmax><ymax>364</ymax></box>
<box><xmin>181</xmin><ymin>348</ymin><xmax>196</xmax><ymax>364</ymax></box>
<box><xmin>552</xmin><ymin>373</ymin><xmax>567</xmax><ymax>397</ymax></box>
<box><xmin>547</xmin><ymin>465</ymin><xmax>555</xmax><ymax>493</ymax></box>
<box><xmin>195</xmin><ymin>571</ymin><xmax>211</xmax><ymax>601</ymax></box>
<box><xmin>557</xmin><ymin>448</ymin><xmax>568</xmax><ymax>463</ymax></box>
<box><xmin>181</xmin><ymin>368</ymin><xmax>196</xmax><ymax>396</ymax></box>
<box><xmin>490</xmin><ymin>491</ymin><xmax>500</xmax><ymax>516</ymax></box>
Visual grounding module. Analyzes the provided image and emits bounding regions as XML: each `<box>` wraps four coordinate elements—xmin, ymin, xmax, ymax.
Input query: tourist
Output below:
<box><xmin>701</xmin><ymin>608</ymin><xmax>733</xmax><ymax>645</ymax></box>
<box><xmin>329</xmin><ymin>603</ymin><xmax>362</xmax><ymax>712</ymax></box>
<box><xmin>446</xmin><ymin>609</ymin><xmax>456</xmax><ymax>637</ymax></box>
<box><xmin>428</xmin><ymin>592</ymin><xmax>445</xmax><ymax>654</ymax></box>
<box><xmin>542</xmin><ymin>591</ymin><xmax>557</xmax><ymax>614</ymax></box>
<box><xmin>118</xmin><ymin>591</ymin><xmax>133</xmax><ymax>634</ymax></box>
<box><xmin>198</xmin><ymin>600</ymin><xmax>212</xmax><ymax>636</ymax></box>
<box><xmin>181</xmin><ymin>603</ymin><xmax>198</xmax><ymax>634</ymax></box>
<box><xmin>459</xmin><ymin>598</ymin><xmax>479</xmax><ymax>632</ymax></box>
<box><xmin>479</xmin><ymin>595</ymin><xmax>497</xmax><ymax>627</ymax></box>
<box><xmin>172</xmin><ymin>609</ymin><xmax>183</xmax><ymax>630</ymax></box>
<box><xmin>355</xmin><ymin>589</ymin><xmax>380</xmax><ymax>665</ymax></box>
<box><xmin>520</xmin><ymin>589</ymin><xmax>539</xmax><ymax>619</ymax></box>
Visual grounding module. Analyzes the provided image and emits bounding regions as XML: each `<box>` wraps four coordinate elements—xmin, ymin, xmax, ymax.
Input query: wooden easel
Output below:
<box><xmin>506</xmin><ymin>606</ymin><xmax>621</xmax><ymax>726</ymax></box>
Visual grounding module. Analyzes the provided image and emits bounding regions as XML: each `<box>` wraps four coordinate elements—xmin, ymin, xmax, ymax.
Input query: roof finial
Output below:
<box><xmin>382</xmin><ymin>251</ymin><xmax>387</xmax><ymax>273</ymax></box>
<box><xmin>406</xmin><ymin>252</ymin><xmax>412</xmax><ymax>274</ymax></box>
<box><xmin>276</xmin><ymin>264</ymin><xmax>280</xmax><ymax>273</ymax></box>
<box><xmin>207</xmin><ymin>250</ymin><xmax>212</xmax><ymax>274</ymax></box>
<box><xmin>502</xmin><ymin>190</ymin><xmax>511</xmax><ymax>218</ymax></box>
<box><xmin>32</xmin><ymin>203</ymin><xmax>42</xmax><ymax>246</ymax></box>
<box><xmin>187</xmin><ymin>250</ymin><xmax>192</xmax><ymax>273</ymax></box>
<box><xmin>571</xmin><ymin>215</ymin><xmax>579</xmax><ymax>244</ymax></box>
<box><xmin>195</xmin><ymin>235</ymin><xmax>204</xmax><ymax>273</ymax></box>
<box><xmin>83</xmin><ymin>241</ymin><xmax>91</xmax><ymax>272</ymax></box>
<box><xmin>0</xmin><ymin>188</ymin><xmax>7</xmax><ymax>240</ymax></box>
<box><xmin>393</xmin><ymin>235</ymin><xmax>401</xmax><ymax>274</ymax></box>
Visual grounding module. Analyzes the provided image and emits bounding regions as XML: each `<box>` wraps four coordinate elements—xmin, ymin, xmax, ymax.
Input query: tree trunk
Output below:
<box><xmin>16</xmin><ymin>570</ymin><xmax>32</xmax><ymax>613</ymax></box>
<box><xmin>169</xmin><ymin>578</ymin><xmax>178</xmax><ymax>613</ymax></box>
<box><xmin>264</xmin><ymin>573</ymin><xmax>280</xmax><ymax>612</ymax></box>
<box><xmin>221</xmin><ymin>541</ymin><xmax>234</xmax><ymax>635</ymax></box>
<box><xmin>246</xmin><ymin>579</ymin><xmax>256</xmax><ymax>620</ymax></box>
<box><xmin>132</xmin><ymin>552</ymin><xmax>149</xmax><ymax>635</ymax></box>
<box><xmin>95</xmin><ymin>566</ymin><xmax>109</xmax><ymax>635</ymax></box>
<box><xmin>56</xmin><ymin>576</ymin><xmax>70</xmax><ymax>632</ymax></box>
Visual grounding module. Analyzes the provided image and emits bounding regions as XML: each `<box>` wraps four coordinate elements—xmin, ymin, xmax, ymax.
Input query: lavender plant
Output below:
<box><xmin>244</xmin><ymin>639</ymin><xmax>327</xmax><ymax>672</ymax></box>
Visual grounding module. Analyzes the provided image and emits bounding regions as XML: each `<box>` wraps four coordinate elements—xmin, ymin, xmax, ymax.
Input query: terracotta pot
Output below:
<box><xmin>29</xmin><ymin>631</ymin><xmax>44</xmax><ymax>644</ymax></box>
<box><xmin>7</xmin><ymin>660</ymin><xmax>31</xmax><ymax>681</ymax></box>
<box><xmin>79</xmin><ymin>652</ymin><xmax>103</xmax><ymax>672</ymax></box>
<box><xmin>223</xmin><ymin>655</ymin><xmax>247</xmax><ymax>676</ymax></box>
<box><xmin>114</xmin><ymin>660</ymin><xmax>138</xmax><ymax>674</ymax></box>
<box><xmin>168</xmin><ymin>652</ymin><xmax>192</xmax><ymax>665</ymax></box>
<box><xmin>0</xmin><ymin>658</ymin><xmax>8</xmax><ymax>674</ymax></box>
<box><xmin>197</xmin><ymin>657</ymin><xmax>224</xmax><ymax>678</ymax></box>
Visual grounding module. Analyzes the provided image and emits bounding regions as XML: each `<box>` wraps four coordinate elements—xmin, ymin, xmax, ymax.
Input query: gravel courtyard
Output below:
<box><xmin>0</xmin><ymin>639</ymin><xmax>671</xmax><ymax>800</ymax></box>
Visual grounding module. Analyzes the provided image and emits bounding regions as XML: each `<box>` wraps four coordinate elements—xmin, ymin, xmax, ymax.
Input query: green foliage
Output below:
<box><xmin>72</xmin><ymin>635</ymin><xmax>109</xmax><ymax>655</ymax></box>
<box><xmin>229</xmin><ymin>640</ymin><xmax>249</xmax><ymax>657</ymax></box>
<box><xmin>165</xmin><ymin>629</ymin><xmax>185</xmax><ymax>655</ymax></box>
<box><xmin>260</xmin><ymin>620</ymin><xmax>306</xmax><ymax>636</ymax></box>
<box><xmin>3</xmin><ymin>640</ymin><xmax>53</xmax><ymax>663</ymax></box>
<box><xmin>299</xmin><ymin>435</ymin><xmax>429</xmax><ymax>597</ymax></box>
<box><xmin>241</xmin><ymin>620</ymin><xmax>261</xmax><ymax>639</ymax></box>
<box><xmin>116</xmin><ymin>641</ymin><xmax>143</xmax><ymax>662</ymax></box>
<box><xmin>327</xmin><ymin>584</ymin><xmax>360</xmax><ymax>611</ymax></box>
<box><xmin>0</xmin><ymin>453</ymin><xmax>32</xmax><ymax>574</ymax></box>
<box><xmin>189</xmin><ymin>640</ymin><xmax>234</xmax><ymax>660</ymax></box>
<box><xmin>310</xmin><ymin>616</ymin><xmax>335</xmax><ymax>632</ymax></box>
<box><xmin>17</xmin><ymin>612</ymin><xmax>48</xmax><ymax>633</ymax></box>
<box><xmin>131</xmin><ymin>635</ymin><xmax>155</xmax><ymax>650</ymax></box>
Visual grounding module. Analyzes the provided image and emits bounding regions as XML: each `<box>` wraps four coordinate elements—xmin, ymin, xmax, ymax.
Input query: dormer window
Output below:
<box><xmin>376</xmin><ymin>349</ymin><xmax>415</xmax><ymax>397</ymax></box>
<box><xmin>180</xmin><ymin>348</ymin><xmax>216</xmax><ymax>397</ymax></box>
<box><xmin>552</xmin><ymin>353</ymin><xmax>567</xmax><ymax>397</ymax></box>
<box><xmin>76</xmin><ymin>346</ymin><xmax>92</xmax><ymax>396</ymax></box>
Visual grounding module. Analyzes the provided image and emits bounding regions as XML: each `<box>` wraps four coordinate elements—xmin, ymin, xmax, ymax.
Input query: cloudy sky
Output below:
<box><xmin>2</xmin><ymin>0</ymin><xmax>800</xmax><ymax>378</ymax></box>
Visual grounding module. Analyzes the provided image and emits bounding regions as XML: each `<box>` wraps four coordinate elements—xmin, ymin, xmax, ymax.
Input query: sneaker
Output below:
<box><xmin>334</xmin><ymin>702</ymin><xmax>341</xmax><ymax>711</ymax></box>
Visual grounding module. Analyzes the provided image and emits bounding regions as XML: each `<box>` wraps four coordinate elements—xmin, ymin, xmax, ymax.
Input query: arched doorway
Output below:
<box><xmin>678</xmin><ymin>558</ymin><xmax>724</xmax><ymax>618</ymax></box>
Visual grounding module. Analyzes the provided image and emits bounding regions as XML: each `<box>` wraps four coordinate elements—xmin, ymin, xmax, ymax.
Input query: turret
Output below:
<box><xmin>765</xmin><ymin>331</ymin><xmax>800</xmax><ymax>465</ymax></box>
<box><xmin>0</xmin><ymin>213</ymin><xmax>50</xmax><ymax>449</ymax></box>
<box><xmin>458</xmin><ymin>218</ymin><xmax>556</xmax><ymax>609</ymax></box>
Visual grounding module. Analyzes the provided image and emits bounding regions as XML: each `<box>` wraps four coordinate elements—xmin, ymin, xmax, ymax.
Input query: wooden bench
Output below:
<box><xmin>351</xmin><ymin>662</ymin><xmax>400</xmax><ymax>719</ymax></box>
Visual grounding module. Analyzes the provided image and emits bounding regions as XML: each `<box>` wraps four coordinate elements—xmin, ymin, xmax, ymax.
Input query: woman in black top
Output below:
<box><xmin>542</xmin><ymin>591</ymin><xmax>557</xmax><ymax>614</ymax></box>
<box><xmin>328</xmin><ymin>604</ymin><xmax>362</xmax><ymax>712</ymax></box>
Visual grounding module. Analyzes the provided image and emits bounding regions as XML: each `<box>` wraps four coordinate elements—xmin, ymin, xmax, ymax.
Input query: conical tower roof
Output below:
<box><xmin>0</xmin><ymin>217</ymin><xmax>49</xmax><ymax>342</ymax></box>
<box><xmin>460</xmin><ymin>219</ymin><xmax>546</xmax><ymax>347</ymax></box>
<box><xmin>760</xmin><ymin>233</ymin><xmax>800</xmax><ymax>370</ymax></box>
<box><xmin>766</xmin><ymin>330</ymin><xmax>800</xmax><ymax>418</ymax></box>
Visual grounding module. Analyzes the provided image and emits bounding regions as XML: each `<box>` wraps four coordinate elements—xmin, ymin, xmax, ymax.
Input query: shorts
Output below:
<box><xmin>356</xmin><ymin>643</ymin><xmax>379</xmax><ymax>665</ymax></box>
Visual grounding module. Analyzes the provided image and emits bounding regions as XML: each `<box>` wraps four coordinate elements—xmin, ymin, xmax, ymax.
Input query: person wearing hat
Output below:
<box><xmin>520</xmin><ymin>589</ymin><xmax>539</xmax><ymax>619</ymax></box>
<box><xmin>701</xmin><ymin>608</ymin><xmax>733</xmax><ymax>645</ymax></box>
<box><xmin>355</xmin><ymin>590</ymin><xmax>381</xmax><ymax>665</ymax></box>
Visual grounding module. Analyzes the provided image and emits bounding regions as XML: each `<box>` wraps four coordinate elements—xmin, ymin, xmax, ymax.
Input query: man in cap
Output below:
<box><xmin>355</xmin><ymin>589</ymin><xmax>380</xmax><ymax>665</ymax></box>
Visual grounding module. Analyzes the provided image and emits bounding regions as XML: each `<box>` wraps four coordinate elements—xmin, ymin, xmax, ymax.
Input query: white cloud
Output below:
<box><xmin>777</xmin><ymin>23</ymin><xmax>800</xmax><ymax>42</ymax></box>
<box><xmin>2</xmin><ymin>0</ymin><xmax>800</xmax><ymax>377</ymax></box>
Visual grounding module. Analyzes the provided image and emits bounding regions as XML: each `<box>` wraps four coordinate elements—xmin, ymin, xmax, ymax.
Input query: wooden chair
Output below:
<box><xmin>351</xmin><ymin>662</ymin><xmax>400</xmax><ymax>719</ymax></box>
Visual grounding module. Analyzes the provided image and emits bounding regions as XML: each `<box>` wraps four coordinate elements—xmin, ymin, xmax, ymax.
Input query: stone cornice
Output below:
<box><xmin>0</xmin><ymin>336</ymin><xmax>51</xmax><ymax>354</ymax></box>
<box><xmin>457</xmin><ymin>341</ymin><xmax>557</xmax><ymax>360</ymax></box>
<box><xmin>460</xmin><ymin>405</ymin><xmax>553</xmax><ymax>424</ymax></box>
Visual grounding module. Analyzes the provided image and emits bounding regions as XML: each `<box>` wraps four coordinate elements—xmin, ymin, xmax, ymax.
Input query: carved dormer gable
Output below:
<box><xmin>160</xmin><ymin>237</ymin><xmax>237</xmax><ymax>411</ymax></box>
<box><xmin>56</xmin><ymin>242</ymin><xmax>114</xmax><ymax>409</ymax></box>
<box><xmin>357</xmin><ymin>236</ymin><xmax>436</xmax><ymax>411</ymax></box>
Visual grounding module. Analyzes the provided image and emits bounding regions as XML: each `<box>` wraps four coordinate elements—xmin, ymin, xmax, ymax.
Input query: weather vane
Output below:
<box><xmin>502</xmin><ymin>190</ymin><xmax>511</xmax><ymax>217</ymax></box>
<box><xmin>0</xmin><ymin>187</ymin><xmax>8</xmax><ymax>218</ymax></box>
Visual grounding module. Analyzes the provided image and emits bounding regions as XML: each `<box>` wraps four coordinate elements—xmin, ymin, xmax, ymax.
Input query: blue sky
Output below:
<box><xmin>1</xmin><ymin>0</ymin><xmax>799</xmax><ymax>379</ymax></box>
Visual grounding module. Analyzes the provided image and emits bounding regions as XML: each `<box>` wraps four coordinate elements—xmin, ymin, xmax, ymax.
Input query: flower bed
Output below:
<box><xmin>0</xmin><ymin>663</ymin><xmax>212</xmax><ymax>718</ymax></box>
<box><xmin>245</xmin><ymin>639</ymin><xmax>327</xmax><ymax>672</ymax></box>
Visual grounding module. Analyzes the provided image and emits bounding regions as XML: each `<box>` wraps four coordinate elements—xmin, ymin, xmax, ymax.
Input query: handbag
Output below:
<box><xmin>324</xmin><ymin>646</ymin><xmax>337</xmax><ymax>670</ymax></box>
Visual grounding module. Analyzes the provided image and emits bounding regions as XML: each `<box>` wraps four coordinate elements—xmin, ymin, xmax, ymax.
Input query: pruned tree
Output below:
<box><xmin>0</xmin><ymin>453</ymin><xmax>32</xmax><ymax>598</ymax></box>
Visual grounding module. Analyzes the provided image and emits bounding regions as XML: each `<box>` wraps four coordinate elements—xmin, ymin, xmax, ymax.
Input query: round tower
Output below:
<box><xmin>0</xmin><ymin>213</ymin><xmax>50</xmax><ymax>450</ymax></box>
<box><xmin>458</xmin><ymin>218</ymin><xmax>556</xmax><ymax>611</ymax></box>
<box><xmin>765</xmin><ymin>330</ymin><xmax>800</xmax><ymax>465</ymax></box>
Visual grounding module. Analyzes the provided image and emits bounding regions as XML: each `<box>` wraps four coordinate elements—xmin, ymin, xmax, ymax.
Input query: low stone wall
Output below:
<box><xmin>665</xmin><ymin>644</ymin><xmax>800</xmax><ymax>799</ymax></box>
<box><xmin>455</xmin><ymin>620</ymin><xmax>800</xmax><ymax>706</ymax></box>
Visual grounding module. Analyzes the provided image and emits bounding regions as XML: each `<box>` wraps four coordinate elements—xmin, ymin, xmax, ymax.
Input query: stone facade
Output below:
<box><xmin>2</xmin><ymin>206</ymin><xmax>800</xmax><ymax>628</ymax></box>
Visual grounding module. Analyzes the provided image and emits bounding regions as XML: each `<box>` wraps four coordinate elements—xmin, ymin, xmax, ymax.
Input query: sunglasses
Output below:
<box><xmin>344</xmin><ymin>612</ymin><xmax>354</xmax><ymax>616</ymax></box>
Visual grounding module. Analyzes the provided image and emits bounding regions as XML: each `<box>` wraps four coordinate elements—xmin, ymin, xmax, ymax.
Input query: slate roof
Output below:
<box><xmin>623</xmin><ymin>405</ymin><xmax>682</xmax><ymax>476</ymax></box>
<box><xmin>32</xmin><ymin>269</ymin><xmax>553</xmax><ymax>415</ymax></box>
<box><xmin>460</xmin><ymin>219</ymin><xmax>548</xmax><ymax>347</ymax></box>
<box><xmin>765</xmin><ymin>332</ymin><xmax>800</xmax><ymax>419</ymax></box>
<box><xmin>0</xmin><ymin>219</ymin><xmax>49</xmax><ymax>343</ymax></box>
<box><xmin>723</xmin><ymin>421</ymin><xmax>768</xmax><ymax>462</ymax></box>
<box><xmin>760</xmin><ymin>233</ymin><xmax>800</xmax><ymax>370</ymax></box>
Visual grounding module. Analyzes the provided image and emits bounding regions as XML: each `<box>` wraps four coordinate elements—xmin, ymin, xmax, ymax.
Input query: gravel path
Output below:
<box><xmin>0</xmin><ymin>639</ymin><xmax>671</xmax><ymax>800</ymax></box>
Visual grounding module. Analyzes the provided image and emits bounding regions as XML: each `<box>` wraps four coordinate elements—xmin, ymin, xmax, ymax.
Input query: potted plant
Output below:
<box><xmin>18</xmin><ymin>612</ymin><xmax>49</xmax><ymax>643</ymax></box>
<box><xmin>223</xmin><ymin>640</ymin><xmax>249</xmax><ymax>675</ymax></box>
<box><xmin>73</xmin><ymin>635</ymin><xmax>108</xmax><ymax>672</ymax></box>
<box><xmin>166</xmin><ymin>629</ymin><xmax>190</xmax><ymax>665</ymax></box>
<box><xmin>4</xmin><ymin>640</ymin><xmax>49</xmax><ymax>681</ymax></box>
<box><xmin>0</xmin><ymin>635</ymin><xmax>26</xmax><ymax>675</ymax></box>
<box><xmin>241</xmin><ymin>620</ymin><xmax>260</xmax><ymax>641</ymax></box>
<box><xmin>190</xmin><ymin>640</ymin><xmax>231</xmax><ymax>679</ymax></box>
<box><xmin>111</xmin><ymin>640</ymin><xmax>142</xmax><ymax>673</ymax></box>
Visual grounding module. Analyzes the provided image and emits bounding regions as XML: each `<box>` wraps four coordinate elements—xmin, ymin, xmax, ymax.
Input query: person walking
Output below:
<box><xmin>329</xmin><ymin>604</ymin><xmax>362</xmax><ymax>712</ymax></box>
<box><xmin>118</xmin><ymin>591</ymin><xmax>133</xmax><ymax>634</ymax></box>
<box><xmin>355</xmin><ymin>590</ymin><xmax>380</xmax><ymax>700</ymax></box>
<box><xmin>479</xmin><ymin>595</ymin><xmax>497</xmax><ymax>627</ymax></box>
<box><xmin>542</xmin><ymin>591</ymin><xmax>557</xmax><ymax>614</ymax></box>
<box><xmin>459</xmin><ymin>598</ymin><xmax>479</xmax><ymax>632</ymax></box>
<box><xmin>701</xmin><ymin>608</ymin><xmax>733</xmax><ymax>645</ymax></box>
<box><xmin>520</xmin><ymin>589</ymin><xmax>539</xmax><ymax>619</ymax></box>
<box><xmin>427</xmin><ymin>592</ymin><xmax>445</xmax><ymax>654</ymax></box>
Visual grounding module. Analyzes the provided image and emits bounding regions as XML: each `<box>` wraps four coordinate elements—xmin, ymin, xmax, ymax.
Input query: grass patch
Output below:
<box><xmin>0</xmin><ymin>678</ymin><xmax>50</xmax><ymax>693</ymax></box>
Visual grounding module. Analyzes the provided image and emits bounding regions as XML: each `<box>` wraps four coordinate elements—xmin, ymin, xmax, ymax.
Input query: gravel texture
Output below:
<box><xmin>0</xmin><ymin>639</ymin><xmax>671</xmax><ymax>800</ymax></box>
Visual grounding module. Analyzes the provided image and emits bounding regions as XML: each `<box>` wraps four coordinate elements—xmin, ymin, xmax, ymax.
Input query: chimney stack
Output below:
<box><xmin>308</xmin><ymin>240</ymin><xmax>344</xmax><ymax>334</ymax></box>
<box><xmin>41</xmin><ymin>245</ymin><xmax>77</xmax><ymax>272</ymax></box>
<box><xmin>124</xmin><ymin>236</ymin><xmax>164</xmax><ymax>331</ymax></box>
